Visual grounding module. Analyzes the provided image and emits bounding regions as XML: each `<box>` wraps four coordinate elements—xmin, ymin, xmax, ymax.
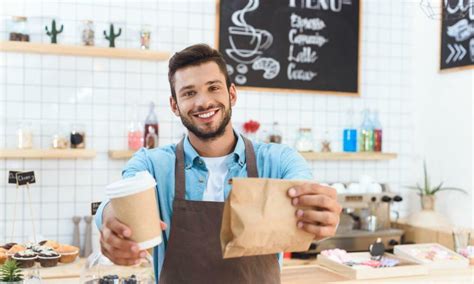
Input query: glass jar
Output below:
<box><xmin>268</xmin><ymin>122</ymin><xmax>282</xmax><ymax>143</ymax></box>
<box><xmin>295</xmin><ymin>128</ymin><xmax>313</xmax><ymax>152</ymax></box>
<box><xmin>9</xmin><ymin>16</ymin><xmax>29</xmax><ymax>42</ymax></box>
<box><xmin>70</xmin><ymin>124</ymin><xmax>86</xmax><ymax>149</ymax></box>
<box><xmin>128</xmin><ymin>121</ymin><xmax>143</xmax><ymax>151</ymax></box>
<box><xmin>17</xmin><ymin>121</ymin><xmax>33</xmax><ymax>149</ymax></box>
<box><xmin>140</xmin><ymin>26</ymin><xmax>151</xmax><ymax>49</ymax></box>
<box><xmin>81</xmin><ymin>20</ymin><xmax>95</xmax><ymax>46</ymax></box>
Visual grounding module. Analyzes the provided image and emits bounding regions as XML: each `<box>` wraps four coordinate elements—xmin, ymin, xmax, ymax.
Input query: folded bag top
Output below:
<box><xmin>221</xmin><ymin>177</ymin><xmax>314</xmax><ymax>258</ymax></box>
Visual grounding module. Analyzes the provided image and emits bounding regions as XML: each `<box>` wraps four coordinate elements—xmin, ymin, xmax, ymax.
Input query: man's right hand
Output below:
<box><xmin>100</xmin><ymin>204</ymin><xmax>167</xmax><ymax>266</ymax></box>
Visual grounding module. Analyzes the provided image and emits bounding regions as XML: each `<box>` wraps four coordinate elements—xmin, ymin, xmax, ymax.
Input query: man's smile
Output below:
<box><xmin>192</xmin><ymin>108</ymin><xmax>220</xmax><ymax>122</ymax></box>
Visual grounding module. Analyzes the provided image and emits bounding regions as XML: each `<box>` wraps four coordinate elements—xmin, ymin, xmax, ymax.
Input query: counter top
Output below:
<box><xmin>32</xmin><ymin>258</ymin><xmax>474</xmax><ymax>283</ymax></box>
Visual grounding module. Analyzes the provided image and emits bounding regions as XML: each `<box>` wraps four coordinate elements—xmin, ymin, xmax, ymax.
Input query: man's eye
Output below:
<box><xmin>210</xmin><ymin>86</ymin><xmax>220</xmax><ymax>91</ymax></box>
<box><xmin>184</xmin><ymin>91</ymin><xmax>195</xmax><ymax>97</ymax></box>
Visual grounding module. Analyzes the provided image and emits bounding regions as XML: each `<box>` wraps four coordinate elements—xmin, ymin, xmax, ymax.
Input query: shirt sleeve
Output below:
<box><xmin>279</xmin><ymin>146</ymin><xmax>313</xmax><ymax>180</ymax></box>
<box><xmin>94</xmin><ymin>148</ymin><xmax>152</xmax><ymax>231</ymax></box>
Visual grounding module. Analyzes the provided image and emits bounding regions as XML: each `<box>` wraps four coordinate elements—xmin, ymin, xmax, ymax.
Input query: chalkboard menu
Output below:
<box><xmin>217</xmin><ymin>0</ymin><xmax>360</xmax><ymax>95</ymax></box>
<box><xmin>440</xmin><ymin>1</ymin><xmax>474</xmax><ymax>70</ymax></box>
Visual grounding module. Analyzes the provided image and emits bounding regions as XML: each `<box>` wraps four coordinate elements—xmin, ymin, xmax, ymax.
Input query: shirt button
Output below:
<box><xmin>199</xmin><ymin>160</ymin><xmax>203</xmax><ymax>165</ymax></box>
<box><xmin>199</xmin><ymin>178</ymin><xmax>204</xmax><ymax>183</ymax></box>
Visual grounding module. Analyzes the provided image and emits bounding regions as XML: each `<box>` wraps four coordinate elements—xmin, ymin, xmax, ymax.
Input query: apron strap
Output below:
<box><xmin>242</xmin><ymin>136</ymin><xmax>258</xmax><ymax>178</ymax></box>
<box><xmin>174</xmin><ymin>135</ymin><xmax>258</xmax><ymax>200</ymax></box>
<box><xmin>175</xmin><ymin>138</ymin><xmax>186</xmax><ymax>200</ymax></box>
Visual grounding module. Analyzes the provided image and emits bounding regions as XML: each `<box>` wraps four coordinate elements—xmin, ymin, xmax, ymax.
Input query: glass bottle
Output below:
<box><xmin>343</xmin><ymin>109</ymin><xmax>357</xmax><ymax>152</ymax></box>
<box><xmin>140</xmin><ymin>26</ymin><xmax>151</xmax><ymax>50</ymax></box>
<box><xmin>128</xmin><ymin>105</ymin><xmax>143</xmax><ymax>151</ymax></box>
<box><xmin>17</xmin><ymin>121</ymin><xmax>33</xmax><ymax>149</ymax></box>
<box><xmin>295</xmin><ymin>128</ymin><xmax>313</xmax><ymax>152</ymax></box>
<box><xmin>359</xmin><ymin>109</ymin><xmax>374</xmax><ymax>152</ymax></box>
<box><xmin>372</xmin><ymin>110</ymin><xmax>383</xmax><ymax>152</ymax></box>
<box><xmin>82</xmin><ymin>20</ymin><xmax>95</xmax><ymax>46</ymax></box>
<box><xmin>268</xmin><ymin>122</ymin><xmax>282</xmax><ymax>143</ymax></box>
<box><xmin>145</xmin><ymin>127</ymin><xmax>158</xmax><ymax>149</ymax></box>
<box><xmin>143</xmin><ymin>102</ymin><xmax>159</xmax><ymax>148</ymax></box>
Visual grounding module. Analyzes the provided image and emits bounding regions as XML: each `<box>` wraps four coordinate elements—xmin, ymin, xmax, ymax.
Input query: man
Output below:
<box><xmin>95</xmin><ymin>44</ymin><xmax>341</xmax><ymax>283</ymax></box>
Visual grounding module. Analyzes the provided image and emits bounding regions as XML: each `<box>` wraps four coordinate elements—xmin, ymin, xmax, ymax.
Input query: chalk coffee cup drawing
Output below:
<box><xmin>227</xmin><ymin>26</ymin><xmax>273</xmax><ymax>63</ymax></box>
<box><xmin>106</xmin><ymin>171</ymin><xmax>162</xmax><ymax>250</ymax></box>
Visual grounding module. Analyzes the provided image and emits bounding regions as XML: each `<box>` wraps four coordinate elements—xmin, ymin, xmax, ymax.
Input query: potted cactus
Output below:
<box><xmin>0</xmin><ymin>260</ymin><xmax>23</xmax><ymax>284</ymax></box>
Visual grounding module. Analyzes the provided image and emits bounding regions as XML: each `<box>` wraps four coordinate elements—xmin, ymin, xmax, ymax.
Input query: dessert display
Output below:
<box><xmin>0</xmin><ymin>239</ymin><xmax>79</xmax><ymax>269</ymax></box>
<box><xmin>12</xmin><ymin>250</ymin><xmax>37</xmax><ymax>268</ymax></box>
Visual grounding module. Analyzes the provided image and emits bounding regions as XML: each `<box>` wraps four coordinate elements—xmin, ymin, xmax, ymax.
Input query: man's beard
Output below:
<box><xmin>179</xmin><ymin>103</ymin><xmax>232</xmax><ymax>141</ymax></box>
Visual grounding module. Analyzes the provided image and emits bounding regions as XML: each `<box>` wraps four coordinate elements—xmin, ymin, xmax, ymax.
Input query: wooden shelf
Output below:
<box><xmin>108</xmin><ymin>150</ymin><xmax>136</xmax><ymax>159</ymax></box>
<box><xmin>300</xmin><ymin>152</ymin><xmax>397</xmax><ymax>161</ymax></box>
<box><xmin>109</xmin><ymin>150</ymin><xmax>397</xmax><ymax>161</ymax></box>
<box><xmin>0</xmin><ymin>41</ymin><xmax>171</xmax><ymax>61</ymax></box>
<box><xmin>0</xmin><ymin>149</ymin><xmax>96</xmax><ymax>159</ymax></box>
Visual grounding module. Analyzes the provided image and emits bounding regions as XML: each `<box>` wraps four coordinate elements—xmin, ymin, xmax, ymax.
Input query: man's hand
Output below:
<box><xmin>288</xmin><ymin>183</ymin><xmax>342</xmax><ymax>241</ymax></box>
<box><xmin>100</xmin><ymin>204</ymin><xmax>167</xmax><ymax>266</ymax></box>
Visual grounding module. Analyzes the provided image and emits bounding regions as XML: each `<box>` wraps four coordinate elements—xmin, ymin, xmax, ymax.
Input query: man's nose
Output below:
<box><xmin>194</xmin><ymin>91</ymin><xmax>214</xmax><ymax>109</ymax></box>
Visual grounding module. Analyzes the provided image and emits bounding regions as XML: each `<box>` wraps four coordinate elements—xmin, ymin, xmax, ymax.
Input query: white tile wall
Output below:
<box><xmin>1</xmin><ymin>0</ymin><xmax>417</xmax><ymax>245</ymax></box>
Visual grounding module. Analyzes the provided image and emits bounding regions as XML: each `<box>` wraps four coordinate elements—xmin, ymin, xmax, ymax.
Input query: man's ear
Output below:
<box><xmin>169</xmin><ymin>96</ymin><xmax>180</xmax><ymax>117</ymax></box>
<box><xmin>229</xmin><ymin>83</ymin><xmax>237</xmax><ymax>107</ymax></box>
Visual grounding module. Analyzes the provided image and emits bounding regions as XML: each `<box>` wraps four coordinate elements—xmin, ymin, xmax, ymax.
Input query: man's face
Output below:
<box><xmin>170</xmin><ymin>61</ymin><xmax>236</xmax><ymax>140</ymax></box>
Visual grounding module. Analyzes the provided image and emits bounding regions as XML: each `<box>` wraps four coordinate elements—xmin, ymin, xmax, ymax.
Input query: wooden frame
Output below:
<box><xmin>439</xmin><ymin>1</ymin><xmax>474</xmax><ymax>72</ymax></box>
<box><xmin>215</xmin><ymin>0</ymin><xmax>362</xmax><ymax>96</ymax></box>
<box><xmin>317</xmin><ymin>252</ymin><xmax>428</xmax><ymax>280</ymax></box>
<box><xmin>0</xmin><ymin>41</ymin><xmax>170</xmax><ymax>61</ymax></box>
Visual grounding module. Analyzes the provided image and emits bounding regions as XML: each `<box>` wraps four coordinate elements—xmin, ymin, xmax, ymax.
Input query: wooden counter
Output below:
<box><xmin>31</xmin><ymin>257</ymin><xmax>474</xmax><ymax>283</ymax></box>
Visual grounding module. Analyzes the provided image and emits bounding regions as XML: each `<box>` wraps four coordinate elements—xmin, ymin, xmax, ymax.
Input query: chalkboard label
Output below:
<box><xmin>16</xmin><ymin>171</ymin><xmax>36</xmax><ymax>186</ymax></box>
<box><xmin>8</xmin><ymin>171</ymin><xmax>19</xmax><ymax>184</ymax></box>
<box><xmin>217</xmin><ymin>0</ymin><xmax>360</xmax><ymax>95</ymax></box>
<box><xmin>440</xmin><ymin>1</ymin><xmax>474</xmax><ymax>70</ymax></box>
<box><xmin>91</xmin><ymin>202</ymin><xmax>102</xmax><ymax>215</ymax></box>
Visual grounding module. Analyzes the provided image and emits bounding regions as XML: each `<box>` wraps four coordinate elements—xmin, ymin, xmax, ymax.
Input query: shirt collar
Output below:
<box><xmin>182</xmin><ymin>129</ymin><xmax>246</xmax><ymax>169</ymax></box>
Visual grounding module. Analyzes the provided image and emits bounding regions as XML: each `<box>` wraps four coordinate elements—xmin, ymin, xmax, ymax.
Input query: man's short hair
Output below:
<box><xmin>168</xmin><ymin>44</ymin><xmax>231</xmax><ymax>100</ymax></box>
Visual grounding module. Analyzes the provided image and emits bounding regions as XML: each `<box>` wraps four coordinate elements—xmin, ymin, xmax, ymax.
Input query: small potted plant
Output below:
<box><xmin>0</xmin><ymin>259</ymin><xmax>23</xmax><ymax>284</ymax></box>
<box><xmin>405</xmin><ymin>160</ymin><xmax>467</xmax><ymax>228</ymax></box>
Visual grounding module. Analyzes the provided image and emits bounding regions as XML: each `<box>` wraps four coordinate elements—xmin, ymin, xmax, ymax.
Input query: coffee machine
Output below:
<box><xmin>302</xmin><ymin>183</ymin><xmax>404</xmax><ymax>255</ymax></box>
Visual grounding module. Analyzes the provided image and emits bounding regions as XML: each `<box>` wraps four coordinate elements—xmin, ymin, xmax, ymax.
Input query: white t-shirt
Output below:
<box><xmin>201</xmin><ymin>154</ymin><xmax>232</xmax><ymax>202</ymax></box>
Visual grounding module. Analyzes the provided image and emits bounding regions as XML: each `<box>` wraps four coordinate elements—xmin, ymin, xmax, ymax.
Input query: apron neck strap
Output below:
<box><xmin>174</xmin><ymin>135</ymin><xmax>258</xmax><ymax>200</ymax></box>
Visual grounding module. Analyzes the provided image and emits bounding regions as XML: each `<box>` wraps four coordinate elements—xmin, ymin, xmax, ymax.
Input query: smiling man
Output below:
<box><xmin>95</xmin><ymin>44</ymin><xmax>341</xmax><ymax>283</ymax></box>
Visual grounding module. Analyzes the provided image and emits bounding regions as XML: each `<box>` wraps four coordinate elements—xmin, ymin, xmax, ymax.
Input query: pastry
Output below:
<box><xmin>1</xmin><ymin>243</ymin><xmax>17</xmax><ymax>250</ymax></box>
<box><xmin>0</xmin><ymin>248</ymin><xmax>7</xmax><ymax>265</ymax></box>
<box><xmin>38</xmin><ymin>250</ymin><xmax>61</xmax><ymax>267</ymax></box>
<box><xmin>12</xmin><ymin>250</ymin><xmax>37</xmax><ymax>268</ymax></box>
<box><xmin>7</xmin><ymin>244</ymin><xmax>26</xmax><ymax>258</ymax></box>
<box><xmin>56</xmin><ymin>244</ymin><xmax>79</xmax><ymax>263</ymax></box>
<box><xmin>39</xmin><ymin>240</ymin><xmax>60</xmax><ymax>250</ymax></box>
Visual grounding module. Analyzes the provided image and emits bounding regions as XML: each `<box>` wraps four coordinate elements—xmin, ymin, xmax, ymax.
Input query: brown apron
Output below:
<box><xmin>159</xmin><ymin>136</ymin><xmax>280</xmax><ymax>284</ymax></box>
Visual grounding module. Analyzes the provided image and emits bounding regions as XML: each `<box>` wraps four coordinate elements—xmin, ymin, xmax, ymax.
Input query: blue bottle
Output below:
<box><xmin>343</xmin><ymin>110</ymin><xmax>357</xmax><ymax>152</ymax></box>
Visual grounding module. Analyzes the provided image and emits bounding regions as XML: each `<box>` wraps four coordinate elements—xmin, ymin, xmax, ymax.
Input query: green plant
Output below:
<box><xmin>104</xmin><ymin>24</ymin><xmax>122</xmax><ymax>48</ymax></box>
<box><xmin>45</xmin><ymin>19</ymin><xmax>64</xmax><ymax>44</ymax></box>
<box><xmin>406</xmin><ymin>160</ymin><xmax>468</xmax><ymax>196</ymax></box>
<box><xmin>0</xmin><ymin>259</ymin><xmax>23</xmax><ymax>282</ymax></box>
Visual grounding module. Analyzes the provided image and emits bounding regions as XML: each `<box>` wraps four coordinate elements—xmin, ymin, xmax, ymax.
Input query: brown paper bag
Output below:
<box><xmin>220</xmin><ymin>177</ymin><xmax>314</xmax><ymax>258</ymax></box>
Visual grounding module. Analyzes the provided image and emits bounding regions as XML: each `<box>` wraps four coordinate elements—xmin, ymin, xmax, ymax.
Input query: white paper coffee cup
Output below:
<box><xmin>106</xmin><ymin>171</ymin><xmax>162</xmax><ymax>250</ymax></box>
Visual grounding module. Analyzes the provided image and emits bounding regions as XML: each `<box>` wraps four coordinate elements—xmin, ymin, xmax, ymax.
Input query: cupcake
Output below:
<box><xmin>0</xmin><ymin>248</ymin><xmax>7</xmax><ymax>265</ymax></box>
<box><xmin>12</xmin><ymin>250</ymin><xmax>37</xmax><ymax>268</ymax></box>
<box><xmin>7</xmin><ymin>244</ymin><xmax>26</xmax><ymax>259</ymax></box>
<box><xmin>38</xmin><ymin>250</ymin><xmax>61</xmax><ymax>267</ymax></box>
<box><xmin>39</xmin><ymin>240</ymin><xmax>60</xmax><ymax>250</ymax></box>
<box><xmin>56</xmin><ymin>244</ymin><xmax>79</xmax><ymax>264</ymax></box>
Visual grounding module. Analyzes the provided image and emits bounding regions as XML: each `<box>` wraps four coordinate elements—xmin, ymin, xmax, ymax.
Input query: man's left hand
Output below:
<box><xmin>288</xmin><ymin>183</ymin><xmax>342</xmax><ymax>241</ymax></box>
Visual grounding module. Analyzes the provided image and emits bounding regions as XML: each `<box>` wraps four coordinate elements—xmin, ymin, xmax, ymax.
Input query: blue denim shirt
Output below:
<box><xmin>95</xmin><ymin>131</ymin><xmax>313</xmax><ymax>280</ymax></box>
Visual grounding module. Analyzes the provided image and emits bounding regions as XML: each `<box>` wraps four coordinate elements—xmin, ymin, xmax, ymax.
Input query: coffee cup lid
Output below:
<box><xmin>106</xmin><ymin>171</ymin><xmax>156</xmax><ymax>199</ymax></box>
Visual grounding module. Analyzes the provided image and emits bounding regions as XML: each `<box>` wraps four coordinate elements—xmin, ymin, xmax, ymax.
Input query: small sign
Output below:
<box><xmin>91</xmin><ymin>202</ymin><xmax>102</xmax><ymax>215</ymax></box>
<box><xmin>8</xmin><ymin>171</ymin><xmax>20</xmax><ymax>184</ymax></box>
<box><xmin>16</xmin><ymin>171</ymin><xmax>36</xmax><ymax>186</ymax></box>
